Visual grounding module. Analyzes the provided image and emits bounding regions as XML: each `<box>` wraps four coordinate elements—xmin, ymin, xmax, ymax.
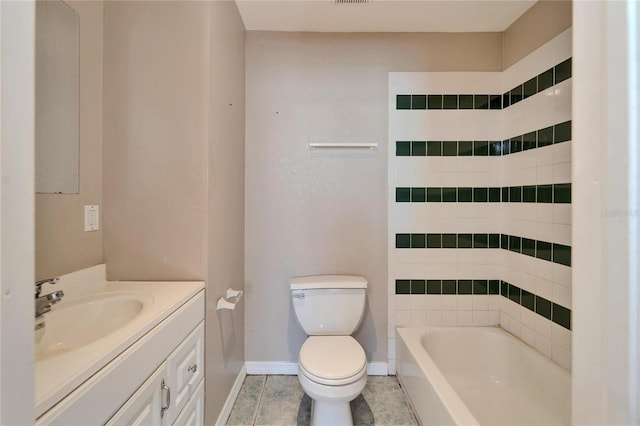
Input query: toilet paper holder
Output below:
<box><xmin>216</xmin><ymin>288</ymin><xmax>243</xmax><ymax>310</ymax></box>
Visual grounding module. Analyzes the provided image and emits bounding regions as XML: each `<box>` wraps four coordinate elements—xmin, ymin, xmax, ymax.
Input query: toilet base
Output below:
<box><xmin>298</xmin><ymin>367</ymin><xmax>367</xmax><ymax>426</ymax></box>
<box><xmin>310</xmin><ymin>399</ymin><xmax>353</xmax><ymax>426</ymax></box>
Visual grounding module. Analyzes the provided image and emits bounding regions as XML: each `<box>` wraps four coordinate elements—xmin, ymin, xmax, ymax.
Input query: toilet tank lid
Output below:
<box><xmin>290</xmin><ymin>275</ymin><xmax>367</xmax><ymax>290</ymax></box>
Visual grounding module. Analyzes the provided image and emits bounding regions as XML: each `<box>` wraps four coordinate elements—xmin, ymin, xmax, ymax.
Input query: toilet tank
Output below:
<box><xmin>290</xmin><ymin>275</ymin><xmax>367</xmax><ymax>336</ymax></box>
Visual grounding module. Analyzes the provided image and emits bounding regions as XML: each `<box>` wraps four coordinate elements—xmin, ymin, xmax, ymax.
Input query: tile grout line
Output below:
<box><xmin>250</xmin><ymin>375</ymin><xmax>268</xmax><ymax>426</ymax></box>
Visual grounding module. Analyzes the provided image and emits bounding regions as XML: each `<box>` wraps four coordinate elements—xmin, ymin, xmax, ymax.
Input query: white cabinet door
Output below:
<box><xmin>105</xmin><ymin>364</ymin><xmax>166</xmax><ymax>426</ymax></box>
<box><xmin>172</xmin><ymin>380</ymin><xmax>204</xmax><ymax>426</ymax></box>
<box><xmin>166</xmin><ymin>322</ymin><xmax>204</xmax><ymax>424</ymax></box>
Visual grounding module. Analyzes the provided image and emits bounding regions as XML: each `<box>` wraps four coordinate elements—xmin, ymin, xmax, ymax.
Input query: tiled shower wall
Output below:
<box><xmin>388</xmin><ymin>29</ymin><xmax>572</xmax><ymax>373</ymax></box>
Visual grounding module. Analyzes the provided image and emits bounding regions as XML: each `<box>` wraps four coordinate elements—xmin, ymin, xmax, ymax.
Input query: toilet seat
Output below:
<box><xmin>299</xmin><ymin>336</ymin><xmax>367</xmax><ymax>386</ymax></box>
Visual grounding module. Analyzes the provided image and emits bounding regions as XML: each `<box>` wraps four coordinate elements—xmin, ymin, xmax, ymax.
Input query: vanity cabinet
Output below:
<box><xmin>165</xmin><ymin>322</ymin><xmax>205</xmax><ymax>422</ymax></box>
<box><xmin>174</xmin><ymin>380</ymin><xmax>204</xmax><ymax>426</ymax></box>
<box><xmin>106</xmin><ymin>323</ymin><xmax>204</xmax><ymax>425</ymax></box>
<box><xmin>105</xmin><ymin>364</ymin><xmax>165</xmax><ymax>425</ymax></box>
<box><xmin>36</xmin><ymin>290</ymin><xmax>205</xmax><ymax>426</ymax></box>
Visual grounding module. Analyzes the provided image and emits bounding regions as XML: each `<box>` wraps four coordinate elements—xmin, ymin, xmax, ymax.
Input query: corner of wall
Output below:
<box><xmin>502</xmin><ymin>0</ymin><xmax>572</xmax><ymax>70</ymax></box>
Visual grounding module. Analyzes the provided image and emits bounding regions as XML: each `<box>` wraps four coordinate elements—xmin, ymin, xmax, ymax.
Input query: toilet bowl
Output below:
<box><xmin>290</xmin><ymin>275</ymin><xmax>368</xmax><ymax>426</ymax></box>
<box><xmin>298</xmin><ymin>336</ymin><xmax>367</xmax><ymax>425</ymax></box>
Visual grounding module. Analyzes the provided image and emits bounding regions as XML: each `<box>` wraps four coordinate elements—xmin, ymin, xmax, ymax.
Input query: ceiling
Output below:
<box><xmin>235</xmin><ymin>0</ymin><xmax>537</xmax><ymax>33</ymax></box>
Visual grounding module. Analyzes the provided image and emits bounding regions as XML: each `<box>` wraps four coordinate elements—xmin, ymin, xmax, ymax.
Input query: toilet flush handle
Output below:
<box><xmin>293</xmin><ymin>292</ymin><xmax>305</xmax><ymax>299</ymax></box>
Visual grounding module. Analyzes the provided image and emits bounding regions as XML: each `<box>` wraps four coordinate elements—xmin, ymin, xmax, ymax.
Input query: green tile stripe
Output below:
<box><xmin>395</xmin><ymin>279</ymin><xmax>500</xmax><ymax>295</ymax></box>
<box><xmin>396</xmin><ymin>94</ymin><xmax>502</xmax><ymax>110</ymax></box>
<box><xmin>505</xmin><ymin>58</ymin><xmax>571</xmax><ymax>107</ymax></box>
<box><xmin>396</xmin><ymin>184</ymin><xmax>571</xmax><ymax>204</ymax></box>
<box><xmin>394</xmin><ymin>278</ymin><xmax>572</xmax><ymax>330</ymax></box>
<box><xmin>396</xmin><ymin>58</ymin><xmax>571</xmax><ymax>111</ymax></box>
<box><xmin>395</xmin><ymin>121</ymin><xmax>571</xmax><ymax>157</ymax></box>
<box><xmin>395</xmin><ymin>233</ymin><xmax>571</xmax><ymax>266</ymax></box>
<box><xmin>500</xmin><ymin>280</ymin><xmax>571</xmax><ymax>330</ymax></box>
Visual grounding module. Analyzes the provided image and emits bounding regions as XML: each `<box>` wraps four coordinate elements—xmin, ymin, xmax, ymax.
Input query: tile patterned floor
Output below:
<box><xmin>226</xmin><ymin>375</ymin><xmax>418</xmax><ymax>426</ymax></box>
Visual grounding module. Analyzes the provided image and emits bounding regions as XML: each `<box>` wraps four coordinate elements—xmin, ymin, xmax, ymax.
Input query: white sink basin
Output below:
<box><xmin>35</xmin><ymin>265</ymin><xmax>204</xmax><ymax>419</ymax></box>
<box><xmin>36</xmin><ymin>291</ymin><xmax>153</xmax><ymax>361</ymax></box>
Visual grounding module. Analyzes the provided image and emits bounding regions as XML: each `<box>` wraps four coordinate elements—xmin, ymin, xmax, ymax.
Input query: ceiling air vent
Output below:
<box><xmin>333</xmin><ymin>0</ymin><xmax>371</xmax><ymax>4</ymax></box>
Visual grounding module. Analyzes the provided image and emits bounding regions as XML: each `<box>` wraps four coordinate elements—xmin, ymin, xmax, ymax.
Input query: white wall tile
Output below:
<box><xmin>425</xmin><ymin>310</ymin><xmax>443</xmax><ymax>326</ymax></box>
<box><xmin>472</xmin><ymin>263</ymin><xmax>491</xmax><ymax>278</ymax></box>
<box><xmin>440</xmin><ymin>202</ymin><xmax>457</xmax><ymax>218</ymax></box>
<box><xmin>507</xmin><ymin>316</ymin><xmax>522</xmax><ymax>338</ymax></box>
<box><xmin>388</xmin><ymin>359</ymin><xmax>396</xmax><ymax>375</ymax></box>
<box><xmin>535</xmin><ymin>276</ymin><xmax>555</xmax><ymax>301</ymax></box>
<box><xmin>535</xmin><ymin>314</ymin><xmax>553</xmax><ymax>338</ymax></box>
<box><xmin>472</xmin><ymin>295</ymin><xmax>489</xmax><ymax>310</ymax></box>
<box><xmin>425</xmin><ymin>205</ymin><xmax>443</xmax><ymax>221</ymax></box>
<box><xmin>552</xmin><ymin>344</ymin><xmax>571</xmax><ymax>371</ymax></box>
<box><xmin>425</xmin><ymin>295</ymin><xmax>442</xmax><ymax>310</ymax></box>
<box><xmin>537</xmin><ymin>146</ymin><xmax>555</xmax><ymax>166</ymax></box>
<box><xmin>552</xmin><ymin>263</ymin><xmax>572</xmax><ymax>288</ymax></box>
<box><xmin>456</xmin><ymin>167</ymin><xmax>475</xmax><ymax>183</ymax></box>
<box><xmin>395</xmin><ymin>295</ymin><xmax>413</xmax><ymax>311</ymax></box>
<box><xmin>388</xmin><ymin>338</ymin><xmax>396</xmax><ymax>360</ymax></box>
<box><xmin>472</xmin><ymin>311</ymin><xmax>490</xmax><ymax>326</ymax></box>
<box><xmin>553</xmin><ymin>162</ymin><xmax>571</xmax><ymax>182</ymax></box>
<box><xmin>442</xmin><ymin>295</ymin><xmax>457</xmax><ymax>310</ymax></box>
<box><xmin>488</xmin><ymin>295</ymin><xmax>500</xmax><ymax>310</ymax></box>
<box><xmin>553</xmin><ymin>81</ymin><xmax>573</xmax><ymax>124</ymax></box>
<box><xmin>552</xmin><ymin>223</ymin><xmax>572</xmax><ymax>245</ymax></box>
<box><xmin>389</xmin><ymin>29</ymin><xmax>572</xmax><ymax>368</ymax></box>
<box><xmin>411</xmin><ymin>158</ymin><xmax>429</xmax><ymax>185</ymax></box>
<box><xmin>521</xmin><ymin>324</ymin><xmax>537</xmax><ymax>348</ymax></box>
<box><xmin>537</xmin><ymin>204</ymin><xmax>554</xmax><ymax>224</ymax></box>
<box><xmin>537</xmin><ymin>221</ymin><xmax>555</xmax><ymax>242</ymax></box>
<box><xmin>441</xmin><ymin>158</ymin><xmax>458</xmax><ymax>172</ymax></box>
<box><xmin>390</xmin><ymin>249</ymin><xmax>428</xmax><ymax>264</ymax></box>
<box><xmin>395</xmin><ymin>311</ymin><xmax>411</xmax><ymax>327</ymax></box>
<box><xmin>488</xmin><ymin>310</ymin><xmax>500</xmax><ymax>325</ymax></box>
<box><xmin>535</xmin><ymin>333</ymin><xmax>553</xmax><ymax>358</ymax></box>
<box><xmin>442</xmin><ymin>310</ymin><xmax>457</xmax><ymax>326</ymax></box>
<box><xmin>410</xmin><ymin>310</ymin><xmax>426</xmax><ymax>326</ymax></box>
<box><xmin>456</xmin><ymin>262</ymin><xmax>473</xmax><ymax>277</ymax></box>
<box><xmin>411</xmin><ymin>295</ymin><xmax>427</xmax><ymax>310</ymax></box>
<box><xmin>554</xmin><ymin>141</ymin><xmax>572</xmax><ymax>165</ymax></box>
<box><xmin>552</xmin><ymin>322</ymin><xmax>572</xmax><ymax>349</ymax></box>
<box><xmin>457</xmin><ymin>311</ymin><xmax>473</xmax><ymax>326</ymax></box>
<box><xmin>537</xmin><ymin>164</ymin><xmax>555</xmax><ymax>184</ymax></box>
<box><xmin>457</xmin><ymin>295</ymin><xmax>473</xmax><ymax>311</ymax></box>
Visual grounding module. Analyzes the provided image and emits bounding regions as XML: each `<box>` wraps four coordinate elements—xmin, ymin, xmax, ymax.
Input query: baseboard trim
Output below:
<box><xmin>245</xmin><ymin>361</ymin><xmax>298</xmax><ymax>375</ymax></box>
<box><xmin>367</xmin><ymin>362</ymin><xmax>389</xmax><ymax>376</ymax></box>
<box><xmin>215</xmin><ymin>364</ymin><xmax>247</xmax><ymax>426</ymax></box>
<box><xmin>245</xmin><ymin>361</ymin><xmax>389</xmax><ymax>376</ymax></box>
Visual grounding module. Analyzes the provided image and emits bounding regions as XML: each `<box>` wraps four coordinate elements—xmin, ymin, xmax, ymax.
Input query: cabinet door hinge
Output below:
<box><xmin>161</xmin><ymin>379</ymin><xmax>171</xmax><ymax>418</ymax></box>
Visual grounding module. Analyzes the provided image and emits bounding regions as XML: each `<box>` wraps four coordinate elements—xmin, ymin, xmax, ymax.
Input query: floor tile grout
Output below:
<box><xmin>250</xmin><ymin>375</ymin><xmax>267</xmax><ymax>426</ymax></box>
<box><xmin>227</xmin><ymin>375</ymin><xmax>418</xmax><ymax>426</ymax></box>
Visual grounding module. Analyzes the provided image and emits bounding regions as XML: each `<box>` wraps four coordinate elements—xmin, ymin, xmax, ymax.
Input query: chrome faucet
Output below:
<box><xmin>35</xmin><ymin>277</ymin><xmax>64</xmax><ymax>318</ymax></box>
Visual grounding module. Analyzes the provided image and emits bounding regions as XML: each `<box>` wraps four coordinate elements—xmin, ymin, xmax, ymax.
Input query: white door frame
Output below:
<box><xmin>573</xmin><ymin>1</ymin><xmax>640</xmax><ymax>424</ymax></box>
<box><xmin>0</xmin><ymin>1</ymin><xmax>36</xmax><ymax>424</ymax></box>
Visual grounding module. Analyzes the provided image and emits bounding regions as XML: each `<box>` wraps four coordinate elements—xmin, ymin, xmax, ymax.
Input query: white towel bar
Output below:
<box><xmin>308</xmin><ymin>142</ymin><xmax>378</xmax><ymax>149</ymax></box>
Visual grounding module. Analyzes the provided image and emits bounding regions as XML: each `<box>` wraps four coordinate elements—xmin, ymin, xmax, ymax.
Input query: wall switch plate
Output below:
<box><xmin>84</xmin><ymin>205</ymin><xmax>99</xmax><ymax>232</ymax></box>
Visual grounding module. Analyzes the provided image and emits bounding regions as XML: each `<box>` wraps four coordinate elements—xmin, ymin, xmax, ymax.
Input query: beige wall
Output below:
<box><xmin>103</xmin><ymin>1</ymin><xmax>245</xmax><ymax>421</ymax></box>
<box><xmin>204</xmin><ymin>1</ymin><xmax>246</xmax><ymax>423</ymax></box>
<box><xmin>244</xmin><ymin>32</ymin><xmax>502</xmax><ymax>364</ymax></box>
<box><xmin>503</xmin><ymin>0</ymin><xmax>572</xmax><ymax>69</ymax></box>
<box><xmin>35</xmin><ymin>0</ymin><xmax>103</xmax><ymax>280</ymax></box>
<box><xmin>103</xmin><ymin>0</ymin><xmax>209</xmax><ymax>280</ymax></box>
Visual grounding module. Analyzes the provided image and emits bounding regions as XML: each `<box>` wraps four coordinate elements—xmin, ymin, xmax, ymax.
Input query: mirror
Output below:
<box><xmin>35</xmin><ymin>0</ymin><xmax>79</xmax><ymax>194</ymax></box>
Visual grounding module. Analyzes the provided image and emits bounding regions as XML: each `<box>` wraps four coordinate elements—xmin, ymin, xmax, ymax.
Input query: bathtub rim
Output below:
<box><xmin>396</xmin><ymin>326</ymin><xmax>480</xmax><ymax>426</ymax></box>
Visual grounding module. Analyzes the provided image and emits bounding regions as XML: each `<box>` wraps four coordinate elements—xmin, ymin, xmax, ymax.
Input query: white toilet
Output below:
<box><xmin>290</xmin><ymin>275</ymin><xmax>368</xmax><ymax>426</ymax></box>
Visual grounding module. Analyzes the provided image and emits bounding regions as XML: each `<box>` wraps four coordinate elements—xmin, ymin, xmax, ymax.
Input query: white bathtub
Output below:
<box><xmin>396</xmin><ymin>327</ymin><xmax>570</xmax><ymax>426</ymax></box>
